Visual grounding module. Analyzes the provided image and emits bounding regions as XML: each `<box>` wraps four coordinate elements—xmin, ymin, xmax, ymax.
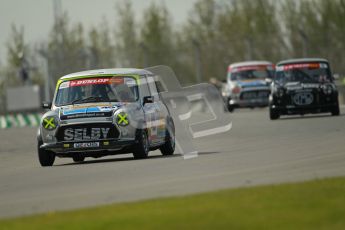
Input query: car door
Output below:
<box><xmin>140</xmin><ymin>75</ymin><xmax>160</xmax><ymax>146</ymax></box>
<box><xmin>146</xmin><ymin>75</ymin><xmax>167</xmax><ymax>144</ymax></box>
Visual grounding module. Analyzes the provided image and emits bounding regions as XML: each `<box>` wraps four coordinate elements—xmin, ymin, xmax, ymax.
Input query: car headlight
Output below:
<box><xmin>42</xmin><ymin>116</ymin><xmax>58</xmax><ymax>130</ymax></box>
<box><xmin>231</xmin><ymin>86</ymin><xmax>241</xmax><ymax>94</ymax></box>
<box><xmin>322</xmin><ymin>85</ymin><xmax>333</xmax><ymax>95</ymax></box>
<box><xmin>116</xmin><ymin>112</ymin><xmax>129</xmax><ymax>126</ymax></box>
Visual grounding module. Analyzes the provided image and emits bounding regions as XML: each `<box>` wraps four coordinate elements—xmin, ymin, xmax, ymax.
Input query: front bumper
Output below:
<box><xmin>229</xmin><ymin>98</ymin><xmax>269</xmax><ymax>108</ymax></box>
<box><xmin>40</xmin><ymin>139</ymin><xmax>136</xmax><ymax>155</ymax></box>
<box><xmin>227</xmin><ymin>87</ymin><xmax>271</xmax><ymax>108</ymax></box>
<box><xmin>271</xmin><ymin>102</ymin><xmax>338</xmax><ymax>115</ymax></box>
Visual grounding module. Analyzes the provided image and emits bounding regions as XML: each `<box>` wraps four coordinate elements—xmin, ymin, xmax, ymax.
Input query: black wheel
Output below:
<box><xmin>160</xmin><ymin>119</ymin><xmax>175</xmax><ymax>156</ymax></box>
<box><xmin>227</xmin><ymin>104</ymin><xmax>235</xmax><ymax>112</ymax></box>
<box><xmin>38</xmin><ymin>140</ymin><xmax>55</xmax><ymax>167</ymax></box>
<box><xmin>269</xmin><ymin>107</ymin><xmax>280</xmax><ymax>120</ymax></box>
<box><xmin>133</xmin><ymin>130</ymin><xmax>149</xmax><ymax>159</ymax></box>
<box><xmin>331</xmin><ymin>104</ymin><xmax>340</xmax><ymax>116</ymax></box>
<box><xmin>226</xmin><ymin>98</ymin><xmax>234</xmax><ymax>112</ymax></box>
<box><xmin>72</xmin><ymin>154</ymin><xmax>85</xmax><ymax>163</ymax></box>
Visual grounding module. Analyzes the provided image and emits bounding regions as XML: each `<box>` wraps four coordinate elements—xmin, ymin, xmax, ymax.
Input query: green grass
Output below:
<box><xmin>1</xmin><ymin>177</ymin><xmax>345</xmax><ymax>230</ymax></box>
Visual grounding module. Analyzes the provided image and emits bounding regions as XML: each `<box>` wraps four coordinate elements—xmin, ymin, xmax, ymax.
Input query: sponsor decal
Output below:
<box><xmin>302</xmin><ymin>83</ymin><xmax>320</xmax><ymax>88</ymax></box>
<box><xmin>59</xmin><ymin>81</ymin><xmax>70</xmax><ymax>89</ymax></box>
<box><xmin>286</xmin><ymin>83</ymin><xmax>320</xmax><ymax>91</ymax></box>
<box><xmin>99</xmin><ymin>106</ymin><xmax>113</xmax><ymax>112</ymax></box>
<box><xmin>109</xmin><ymin>78</ymin><xmax>124</xmax><ymax>84</ymax></box>
<box><xmin>71</xmin><ymin>103</ymin><xmax>112</xmax><ymax>109</ymax></box>
<box><xmin>63</xmin><ymin>108</ymin><xmax>91</xmax><ymax>115</ymax></box>
<box><xmin>62</xmin><ymin>113</ymin><xmax>109</xmax><ymax>119</ymax></box>
<box><xmin>61</xmin><ymin>106</ymin><xmax>114</xmax><ymax>119</ymax></box>
<box><xmin>124</xmin><ymin>78</ymin><xmax>136</xmax><ymax>86</ymax></box>
<box><xmin>61</xmin><ymin>77</ymin><xmax>137</xmax><ymax>88</ymax></box>
<box><xmin>43</xmin><ymin>117</ymin><xmax>56</xmax><ymax>130</ymax></box>
<box><xmin>62</xmin><ymin>106</ymin><xmax>115</xmax><ymax>115</ymax></box>
<box><xmin>158</xmin><ymin>119</ymin><xmax>166</xmax><ymax>137</ymax></box>
<box><xmin>60</xmin><ymin>103</ymin><xmax>121</xmax><ymax>119</ymax></box>
<box><xmin>228</xmin><ymin>65</ymin><xmax>273</xmax><ymax>73</ymax></box>
<box><xmin>70</xmin><ymin>78</ymin><xmax>110</xmax><ymax>87</ymax></box>
<box><xmin>117</xmin><ymin>112</ymin><xmax>129</xmax><ymax>126</ymax></box>
<box><xmin>277</xmin><ymin>63</ymin><xmax>328</xmax><ymax>71</ymax></box>
<box><xmin>64</xmin><ymin>127</ymin><xmax>110</xmax><ymax>141</ymax></box>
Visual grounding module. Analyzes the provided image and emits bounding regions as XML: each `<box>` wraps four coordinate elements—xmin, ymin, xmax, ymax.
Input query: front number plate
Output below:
<box><xmin>73</xmin><ymin>142</ymin><xmax>99</xmax><ymax>148</ymax></box>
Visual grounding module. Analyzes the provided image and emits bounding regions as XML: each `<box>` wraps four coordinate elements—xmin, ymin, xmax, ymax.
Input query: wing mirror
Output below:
<box><xmin>42</xmin><ymin>101</ymin><xmax>52</xmax><ymax>109</ymax></box>
<box><xmin>143</xmin><ymin>96</ymin><xmax>154</xmax><ymax>106</ymax></box>
<box><xmin>333</xmin><ymin>74</ymin><xmax>339</xmax><ymax>81</ymax></box>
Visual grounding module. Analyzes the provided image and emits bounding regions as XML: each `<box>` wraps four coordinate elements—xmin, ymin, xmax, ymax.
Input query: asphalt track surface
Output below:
<box><xmin>1</xmin><ymin>108</ymin><xmax>345</xmax><ymax>218</ymax></box>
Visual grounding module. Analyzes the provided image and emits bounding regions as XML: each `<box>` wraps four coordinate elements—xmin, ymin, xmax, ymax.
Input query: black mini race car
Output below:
<box><xmin>269</xmin><ymin>58</ymin><xmax>340</xmax><ymax>120</ymax></box>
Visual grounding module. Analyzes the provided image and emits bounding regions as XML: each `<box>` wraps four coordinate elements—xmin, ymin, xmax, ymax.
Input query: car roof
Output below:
<box><xmin>229</xmin><ymin>61</ymin><xmax>273</xmax><ymax>68</ymax></box>
<box><xmin>59</xmin><ymin>68</ymin><xmax>152</xmax><ymax>80</ymax></box>
<box><xmin>277</xmin><ymin>58</ymin><xmax>329</xmax><ymax>66</ymax></box>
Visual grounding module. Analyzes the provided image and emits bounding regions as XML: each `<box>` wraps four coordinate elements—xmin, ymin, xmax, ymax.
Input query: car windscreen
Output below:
<box><xmin>55</xmin><ymin>76</ymin><xmax>139</xmax><ymax>106</ymax></box>
<box><xmin>275</xmin><ymin>62</ymin><xmax>332</xmax><ymax>84</ymax></box>
<box><xmin>228</xmin><ymin>65</ymin><xmax>274</xmax><ymax>81</ymax></box>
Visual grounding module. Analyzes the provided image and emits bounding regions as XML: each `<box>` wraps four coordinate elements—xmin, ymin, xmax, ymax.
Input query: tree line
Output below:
<box><xmin>1</xmin><ymin>0</ymin><xmax>345</xmax><ymax>92</ymax></box>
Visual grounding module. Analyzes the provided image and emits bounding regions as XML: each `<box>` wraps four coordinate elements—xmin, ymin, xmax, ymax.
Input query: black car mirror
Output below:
<box><xmin>143</xmin><ymin>96</ymin><xmax>154</xmax><ymax>105</ymax></box>
<box><xmin>42</xmin><ymin>101</ymin><xmax>52</xmax><ymax>109</ymax></box>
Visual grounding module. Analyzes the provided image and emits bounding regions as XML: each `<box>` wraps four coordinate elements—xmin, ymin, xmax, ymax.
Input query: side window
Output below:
<box><xmin>147</xmin><ymin>76</ymin><xmax>159</xmax><ymax>101</ymax></box>
<box><xmin>155</xmin><ymin>80</ymin><xmax>166</xmax><ymax>93</ymax></box>
<box><xmin>139</xmin><ymin>76</ymin><xmax>151</xmax><ymax>99</ymax></box>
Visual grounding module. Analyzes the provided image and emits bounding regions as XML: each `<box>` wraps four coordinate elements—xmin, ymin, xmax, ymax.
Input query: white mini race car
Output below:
<box><xmin>222</xmin><ymin>61</ymin><xmax>274</xmax><ymax>112</ymax></box>
<box><xmin>38</xmin><ymin>68</ymin><xmax>175</xmax><ymax>166</ymax></box>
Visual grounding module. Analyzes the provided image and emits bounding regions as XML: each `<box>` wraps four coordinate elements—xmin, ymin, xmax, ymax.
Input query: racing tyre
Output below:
<box><xmin>331</xmin><ymin>105</ymin><xmax>340</xmax><ymax>116</ymax></box>
<box><xmin>38</xmin><ymin>140</ymin><xmax>55</xmax><ymax>167</ymax></box>
<box><xmin>227</xmin><ymin>104</ymin><xmax>234</xmax><ymax>113</ymax></box>
<box><xmin>133</xmin><ymin>130</ymin><xmax>149</xmax><ymax>159</ymax></box>
<box><xmin>269</xmin><ymin>107</ymin><xmax>280</xmax><ymax>120</ymax></box>
<box><xmin>160</xmin><ymin>119</ymin><xmax>175</xmax><ymax>156</ymax></box>
<box><xmin>226</xmin><ymin>98</ymin><xmax>234</xmax><ymax>112</ymax></box>
<box><xmin>72</xmin><ymin>155</ymin><xmax>85</xmax><ymax>163</ymax></box>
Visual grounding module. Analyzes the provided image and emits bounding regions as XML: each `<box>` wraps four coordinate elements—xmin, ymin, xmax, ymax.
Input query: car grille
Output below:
<box><xmin>288</xmin><ymin>90</ymin><xmax>320</xmax><ymax>106</ymax></box>
<box><xmin>240</xmin><ymin>90</ymin><xmax>270</xmax><ymax>100</ymax></box>
<box><xmin>56</xmin><ymin>123</ymin><xmax>119</xmax><ymax>142</ymax></box>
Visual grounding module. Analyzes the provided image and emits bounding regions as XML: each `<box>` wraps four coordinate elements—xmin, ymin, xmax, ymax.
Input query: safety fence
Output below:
<box><xmin>0</xmin><ymin>113</ymin><xmax>41</xmax><ymax>129</ymax></box>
